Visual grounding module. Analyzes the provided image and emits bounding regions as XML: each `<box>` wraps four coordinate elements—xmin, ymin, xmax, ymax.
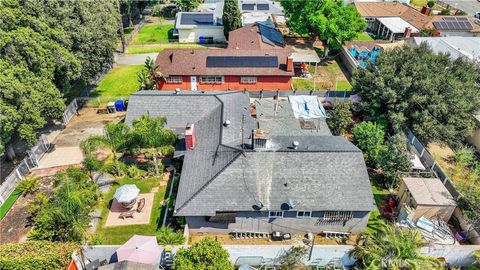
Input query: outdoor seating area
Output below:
<box><xmin>104</xmin><ymin>185</ymin><xmax>155</xmax><ymax>227</ymax></box>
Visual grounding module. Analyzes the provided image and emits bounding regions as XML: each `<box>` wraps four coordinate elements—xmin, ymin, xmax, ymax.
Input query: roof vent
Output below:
<box><xmin>252</xmin><ymin>129</ymin><xmax>270</xmax><ymax>150</ymax></box>
<box><xmin>292</xmin><ymin>141</ymin><xmax>299</xmax><ymax>150</ymax></box>
<box><xmin>190</xmin><ymin>49</ymin><xmax>194</xmax><ymax>54</ymax></box>
<box><xmin>223</xmin><ymin>120</ymin><xmax>231</xmax><ymax>127</ymax></box>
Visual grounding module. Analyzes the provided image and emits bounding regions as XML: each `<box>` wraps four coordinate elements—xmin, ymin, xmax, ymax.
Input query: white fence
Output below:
<box><xmin>0</xmin><ymin>135</ymin><xmax>50</xmax><ymax>206</ymax></box>
<box><xmin>63</xmin><ymin>98</ymin><xmax>78</xmax><ymax>125</ymax></box>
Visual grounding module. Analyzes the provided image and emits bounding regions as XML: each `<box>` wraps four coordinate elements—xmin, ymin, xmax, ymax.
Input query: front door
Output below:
<box><xmin>190</xmin><ymin>76</ymin><xmax>197</xmax><ymax>91</ymax></box>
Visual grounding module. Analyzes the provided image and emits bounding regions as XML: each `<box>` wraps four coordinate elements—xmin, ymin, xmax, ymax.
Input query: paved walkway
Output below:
<box><xmin>114</xmin><ymin>53</ymin><xmax>159</xmax><ymax>66</ymax></box>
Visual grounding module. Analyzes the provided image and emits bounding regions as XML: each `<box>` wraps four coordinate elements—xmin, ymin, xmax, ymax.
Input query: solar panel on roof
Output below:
<box><xmin>258</xmin><ymin>23</ymin><xmax>284</xmax><ymax>46</ymax></box>
<box><xmin>433</xmin><ymin>19</ymin><xmax>473</xmax><ymax>30</ymax></box>
<box><xmin>443</xmin><ymin>17</ymin><xmax>469</xmax><ymax>22</ymax></box>
<box><xmin>242</xmin><ymin>4</ymin><xmax>255</xmax><ymax>10</ymax></box>
<box><xmin>257</xmin><ymin>3</ymin><xmax>269</xmax><ymax>10</ymax></box>
<box><xmin>206</xmin><ymin>56</ymin><xmax>278</xmax><ymax>67</ymax></box>
<box><xmin>180</xmin><ymin>13</ymin><xmax>214</xmax><ymax>25</ymax></box>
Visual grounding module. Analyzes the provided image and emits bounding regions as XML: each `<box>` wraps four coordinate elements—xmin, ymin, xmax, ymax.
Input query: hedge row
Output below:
<box><xmin>0</xmin><ymin>241</ymin><xmax>79</xmax><ymax>270</ymax></box>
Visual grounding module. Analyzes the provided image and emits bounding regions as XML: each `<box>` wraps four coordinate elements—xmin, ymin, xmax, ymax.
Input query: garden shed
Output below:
<box><xmin>397</xmin><ymin>177</ymin><xmax>456</xmax><ymax>222</ymax></box>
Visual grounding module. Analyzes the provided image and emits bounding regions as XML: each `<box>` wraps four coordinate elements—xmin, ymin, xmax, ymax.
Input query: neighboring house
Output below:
<box><xmin>156</xmin><ymin>24</ymin><xmax>294</xmax><ymax>91</ymax></box>
<box><xmin>409</xmin><ymin>37</ymin><xmax>480</xmax><ymax>62</ymax></box>
<box><xmin>354</xmin><ymin>2</ymin><xmax>480</xmax><ymax>39</ymax></box>
<box><xmin>125</xmin><ymin>90</ymin><xmax>375</xmax><ymax>234</ymax></box>
<box><xmin>198</xmin><ymin>0</ymin><xmax>284</xmax><ymax>26</ymax></box>
<box><xmin>173</xmin><ymin>12</ymin><xmax>225</xmax><ymax>43</ymax></box>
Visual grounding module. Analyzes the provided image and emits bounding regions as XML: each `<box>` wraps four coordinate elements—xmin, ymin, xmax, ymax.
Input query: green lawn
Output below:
<box><xmin>336</xmin><ymin>80</ymin><xmax>352</xmax><ymax>91</ymax></box>
<box><xmin>293</xmin><ymin>78</ymin><xmax>315</xmax><ymax>91</ymax></box>
<box><xmin>92</xmin><ymin>177</ymin><xmax>167</xmax><ymax>245</ymax></box>
<box><xmin>354</xmin><ymin>33</ymin><xmax>374</xmax><ymax>41</ymax></box>
<box><xmin>365</xmin><ymin>183</ymin><xmax>390</xmax><ymax>235</ymax></box>
<box><xmin>410</xmin><ymin>0</ymin><xmax>427</xmax><ymax>7</ymax></box>
<box><xmin>90</xmin><ymin>65</ymin><xmax>143</xmax><ymax>99</ymax></box>
<box><xmin>131</xmin><ymin>24</ymin><xmax>174</xmax><ymax>45</ymax></box>
<box><xmin>126</xmin><ymin>44</ymin><xmax>206</xmax><ymax>54</ymax></box>
<box><xmin>0</xmin><ymin>188</ymin><xmax>21</xmax><ymax>220</ymax></box>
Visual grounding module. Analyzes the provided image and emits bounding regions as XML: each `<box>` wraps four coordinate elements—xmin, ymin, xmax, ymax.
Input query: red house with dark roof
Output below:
<box><xmin>155</xmin><ymin>23</ymin><xmax>294</xmax><ymax>91</ymax></box>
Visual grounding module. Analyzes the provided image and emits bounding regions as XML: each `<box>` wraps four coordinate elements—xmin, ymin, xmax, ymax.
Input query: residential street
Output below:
<box><xmin>440</xmin><ymin>0</ymin><xmax>480</xmax><ymax>15</ymax></box>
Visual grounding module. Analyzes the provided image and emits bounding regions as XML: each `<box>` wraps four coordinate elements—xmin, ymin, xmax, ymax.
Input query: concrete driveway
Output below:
<box><xmin>440</xmin><ymin>0</ymin><xmax>480</xmax><ymax>16</ymax></box>
<box><xmin>114</xmin><ymin>53</ymin><xmax>159</xmax><ymax>66</ymax></box>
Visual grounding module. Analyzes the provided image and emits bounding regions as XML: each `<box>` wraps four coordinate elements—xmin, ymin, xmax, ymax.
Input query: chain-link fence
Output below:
<box><xmin>0</xmin><ymin>135</ymin><xmax>50</xmax><ymax>206</ymax></box>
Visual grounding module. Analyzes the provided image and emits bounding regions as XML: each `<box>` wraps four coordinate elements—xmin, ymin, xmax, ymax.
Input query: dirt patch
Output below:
<box><xmin>0</xmin><ymin>177</ymin><xmax>53</xmax><ymax>244</ymax></box>
<box><xmin>53</xmin><ymin>108</ymin><xmax>125</xmax><ymax>148</ymax></box>
<box><xmin>427</xmin><ymin>142</ymin><xmax>456</xmax><ymax>175</ymax></box>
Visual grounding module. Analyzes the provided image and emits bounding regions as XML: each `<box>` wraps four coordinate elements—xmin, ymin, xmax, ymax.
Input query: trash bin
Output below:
<box><xmin>107</xmin><ymin>102</ymin><xmax>116</xmax><ymax>113</ymax></box>
<box><xmin>115</xmin><ymin>100</ymin><xmax>125</xmax><ymax>112</ymax></box>
<box><xmin>199</xmin><ymin>36</ymin><xmax>204</xmax><ymax>44</ymax></box>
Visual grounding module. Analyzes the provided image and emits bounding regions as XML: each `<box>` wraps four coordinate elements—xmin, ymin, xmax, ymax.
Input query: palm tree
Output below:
<box><xmin>138</xmin><ymin>57</ymin><xmax>163</xmax><ymax>90</ymax></box>
<box><xmin>350</xmin><ymin>226</ymin><xmax>443</xmax><ymax>270</ymax></box>
<box><xmin>81</xmin><ymin>122</ymin><xmax>130</xmax><ymax>158</ymax></box>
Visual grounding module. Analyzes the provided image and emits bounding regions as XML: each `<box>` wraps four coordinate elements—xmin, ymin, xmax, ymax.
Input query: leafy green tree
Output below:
<box><xmin>130</xmin><ymin>115</ymin><xmax>177</xmax><ymax>149</ymax></box>
<box><xmin>353</xmin><ymin>44</ymin><xmax>480</xmax><ymax>147</ymax></box>
<box><xmin>173</xmin><ymin>0</ymin><xmax>204</xmax><ymax>11</ymax></box>
<box><xmin>427</xmin><ymin>0</ymin><xmax>435</xmax><ymax>8</ymax></box>
<box><xmin>278</xmin><ymin>246</ymin><xmax>308</xmax><ymax>270</ymax></box>
<box><xmin>350</xmin><ymin>226</ymin><xmax>443</xmax><ymax>270</ymax></box>
<box><xmin>281</xmin><ymin>0</ymin><xmax>366</xmax><ymax>56</ymax></box>
<box><xmin>0</xmin><ymin>241</ymin><xmax>79</xmax><ymax>270</ymax></box>
<box><xmin>138</xmin><ymin>56</ymin><xmax>162</xmax><ymax>90</ymax></box>
<box><xmin>352</xmin><ymin>121</ymin><xmax>386</xmax><ymax>167</ymax></box>
<box><xmin>327</xmin><ymin>99</ymin><xmax>353</xmax><ymax>135</ymax></box>
<box><xmin>222</xmin><ymin>0</ymin><xmax>242</xmax><ymax>40</ymax></box>
<box><xmin>379</xmin><ymin>134</ymin><xmax>412</xmax><ymax>181</ymax></box>
<box><xmin>156</xmin><ymin>227</ymin><xmax>185</xmax><ymax>245</ymax></box>
<box><xmin>29</xmin><ymin>168</ymin><xmax>100</xmax><ymax>242</ymax></box>
<box><xmin>173</xmin><ymin>237</ymin><xmax>233</xmax><ymax>270</ymax></box>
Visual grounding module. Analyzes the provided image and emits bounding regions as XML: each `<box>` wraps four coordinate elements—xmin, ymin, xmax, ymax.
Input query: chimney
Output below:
<box><xmin>286</xmin><ymin>56</ymin><xmax>294</xmax><ymax>72</ymax></box>
<box><xmin>421</xmin><ymin>6</ymin><xmax>430</xmax><ymax>15</ymax></box>
<box><xmin>404</xmin><ymin>27</ymin><xmax>412</xmax><ymax>38</ymax></box>
<box><xmin>185</xmin><ymin>123</ymin><xmax>196</xmax><ymax>150</ymax></box>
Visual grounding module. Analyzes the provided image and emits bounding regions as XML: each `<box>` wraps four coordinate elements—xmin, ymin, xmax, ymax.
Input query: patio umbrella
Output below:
<box><xmin>114</xmin><ymin>184</ymin><xmax>140</xmax><ymax>203</ymax></box>
<box><xmin>116</xmin><ymin>235</ymin><xmax>161</xmax><ymax>264</ymax></box>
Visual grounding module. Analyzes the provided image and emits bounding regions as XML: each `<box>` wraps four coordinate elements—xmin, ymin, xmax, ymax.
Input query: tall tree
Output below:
<box><xmin>173</xmin><ymin>237</ymin><xmax>234</xmax><ymax>270</ymax></box>
<box><xmin>380</xmin><ymin>134</ymin><xmax>412</xmax><ymax>181</ymax></box>
<box><xmin>222</xmin><ymin>0</ymin><xmax>242</xmax><ymax>40</ymax></box>
<box><xmin>173</xmin><ymin>0</ymin><xmax>204</xmax><ymax>12</ymax></box>
<box><xmin>353</xmin><ymin>44</ymin><xmax>480</xmax><ymax>147</ymax></box>
<box><xmin>281</xmin><ymin>0</ymin><xmax>366</xmax><ymax>56</ymax></box>
<box><xmin>350</xmin><ymin>226</ymin><xmax>442</xmax><ymax>270</ymax></box>
<box><xmin>352</xmin><ymin>121</ymin><xmax>386</xmax><ymax>167</ymax></box>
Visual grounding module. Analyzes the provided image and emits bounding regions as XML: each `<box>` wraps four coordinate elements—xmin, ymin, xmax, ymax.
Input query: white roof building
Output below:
<box><xmin>410</xmin><ymin>37</ymin><xmax>480</xmax><ymax>62</ymax></box>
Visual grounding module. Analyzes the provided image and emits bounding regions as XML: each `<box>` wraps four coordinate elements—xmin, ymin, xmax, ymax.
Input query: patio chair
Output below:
<box><xmin>136</xmin><ymin>198</ymin><xmax>146</xmax><ymax>213</ymax></box>
<box><xmin>119</xmin><ymin>211</ymin><xmax>134</xmax><ymax>219</ymax></box>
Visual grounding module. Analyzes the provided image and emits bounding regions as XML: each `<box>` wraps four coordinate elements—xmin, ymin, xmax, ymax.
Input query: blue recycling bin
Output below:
<box><xmin>115</xmin><ymin>100</ymin><xmax>125</xmax><ymax>112</ymax></box>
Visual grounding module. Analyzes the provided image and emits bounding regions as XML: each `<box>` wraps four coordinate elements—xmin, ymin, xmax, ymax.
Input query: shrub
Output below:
<box><xmin>379</xmin><ymin>134</ymin><xmax>412</xmax><ymax>182</ymax></box>
<box><xmin>126</xmin><ymin>165</ymin><xmax>145</xmax><ymax>178</ymax></box>
<box><xmin>352</xmin><ymin>121</ymin><xmax>386</xmax><ymax>167</ymax></box>
<box><xmin>427</xmin><ymin>0</ymin><xmax>435</xmax><ymax>8</ymax></box>
<box><xmin>173</xmin><ymin>237</ymin><xmax>233</xmax><ymax>270</ymax></box>
<box><xmin>327</xmin><ymin>99</ymin><xmax>353</xmax><ymax>135</ymax></box>
<box><xmin>28</xmin><ymin>191</ymin><xmax>49</xmax><ymax>215</ymax></box>
<box><xmin>17</xmin><ymin>175</ymin><xmax>40</xmax><ymax>196</ymax></box>
<box><xmin>0</xmin><ymin>241</ymin><xmax>79</xmax><ymax>270</ymax></box>
<box><xmin>440</xmin><ymin>8</ymin><xmax>450</xmax><ymax>15</ymax></box>
<box><xmin>278</xmin><ymin>246</ymin><xmax>308</xmax><ymax>270</ymax></box>
<box><xmin>156</xmin><ymin>226</ymin><xmax>185</xmax><ymax>245</ymax></box>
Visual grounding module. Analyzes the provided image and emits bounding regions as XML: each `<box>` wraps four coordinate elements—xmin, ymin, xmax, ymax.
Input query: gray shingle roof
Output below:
<box><xmin>125</xmin><ymin>91</ymin><xmax>375</xmax><ymax>217</ymax></box>
<box><xmin>98</xmin><ymin>261</ymin><xmax>157</xmax><ymax>270</ymax></box>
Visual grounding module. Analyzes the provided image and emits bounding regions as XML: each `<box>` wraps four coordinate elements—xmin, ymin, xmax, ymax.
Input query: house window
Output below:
<box><xmin>269</xmin><ymin>211</ymin><xmax>283</xmax><ymax>218</ymax></box>
<box><xmin>165</xmin><ymin>76</ymin><xmax>182</xmax><ymax>83</ymax></box>
<box><xmin>240</xmin><ymin>77</ymin><xmax>257</xmax><ymax>84</ymax></box>
<box><xmin>296</xmin><ymin>211</ymin><xmax>312</xmax><ymax>218</ymax></box>
<box><xmin>322</xmin><ymin>211</ymin><xmax>353</xmax><ymax>221</ymax></box>
<box><xmin>200</xmin><ymin>76</ymin><xmax>223</xmax><ymax>84</ymax></box>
